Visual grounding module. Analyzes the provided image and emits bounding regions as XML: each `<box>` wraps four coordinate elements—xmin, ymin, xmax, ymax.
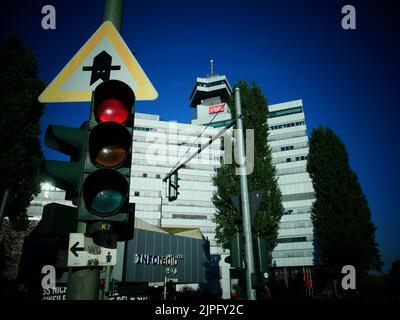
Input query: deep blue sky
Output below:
<box><xmin>1</xmin><ymin>0</ymin><xmax>399</xmax><ymax>272</ymax></box>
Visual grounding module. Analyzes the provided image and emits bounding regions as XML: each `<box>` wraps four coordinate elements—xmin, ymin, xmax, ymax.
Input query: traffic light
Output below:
<box><xmin>252</xmin><ymin>236</ymin><xmax>269</xmax><ymax>289</ymax></box>
<box><xmin>40</xmin><ymin>123</ymin><xmax>87</xmax><ymax>204</ymax></box>
<box><xmin>224</xmin><ymin>233</ymin><xmax>243</xmax><ymax>269</ymax></box>
<box><xmin>254</xmin><ymin>235</ymin><xmax>269</xmax><ymax>274</ymax></box>
<box><xmin>77</xmin><ymin>80</ymin><xmax>135</xmax><ymax>237</ymax></box>
<box><xmin>167</xmin><ymin>171</ymin><xmax>179</xmax><ymax>201</ymax></box>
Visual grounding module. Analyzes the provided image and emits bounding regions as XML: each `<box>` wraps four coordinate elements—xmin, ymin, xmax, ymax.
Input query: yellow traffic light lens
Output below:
<box><xmin>95</xmin><ymin>145</ymin><xmax>127</xmax><ymax>168</ymax></box>
<box><xmin>91</xmin><ymin>189</ymin><xmax>124</xmax><ymax>214</ymax></box>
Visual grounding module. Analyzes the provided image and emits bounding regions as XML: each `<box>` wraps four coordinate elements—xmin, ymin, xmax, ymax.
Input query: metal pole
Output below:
<box><xmin>103</xmin><ymin>0</ymin><xmax>123</xmax><ymax>301</ymax></box>
<box><xmin>103</xmin><ymin>0</ymin><xmax>124</xmax><ymax>31</ymax></box>
<box><xmin>234</xmin><ymin>88</ymin><xmax>256</xmax><ymax>300</ymax></box>
<box><xmin>0</xmin><ymin>189</ymin><xmax>10</xmax><ymax>230</ymax></box>
<box><xmin>163</xmin><ymin>276</ymin><xmax>167</xmax><ymax>300</ymax></box>
<box><xmin>67</xmin><ymin>221</ymin><xmax>102</xmax><ymax>300</ymax></box>
<box><xmin>67</xmin><ymin>0</ymin><xmax>125</xmax><ymax>300</ymax></box>
<box><xmin>257</xmin><ymin>236</ymin><xmax>262</xmax><ymax>273</ymax></box>
<box><xmin>160</xmin><ymin>194</ymin><xmax>163</xmax><ymax>227</ymax></box>
<box><xmin>103</xmin><ymin>265</ymin><xmax>113</xmax><ymax>300</ymax></box>
<box><xmin>67</xmin><ymin>267</ymin><xmax>100</xmax><ymax>300</ymax></box>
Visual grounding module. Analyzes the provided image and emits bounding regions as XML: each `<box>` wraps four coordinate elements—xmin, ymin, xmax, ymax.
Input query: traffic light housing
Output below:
<box><xmin>40</xmin><ymin>123</ymin><xmax>87</xmax><ymax>204</ymax></box>
<box><xmin>254</xmin><ymin>235</ymin><xmax>269</xmax><ymax>274</ymax></box>
<box><xmin>77</xmin><ymin>80</ymin><xmax>135</xmax><ymax>236</ymax></box>
<box><xmin>252</xmin><ymin>236</ymin><xmax>269</xmax><ymax>289</ymax></box>
<box><xmin>224</xmin><ymin>234</ymin><xmax>269</xmax><ymax>274</ymax></box>
<box><xmin>167</xmin><ymin>171</ymin><xmax>179</xmax><ymax>201</ymax></box>
<box><xmin>224</xmin><ymin>233</ymin><xmax>243</xmax><ymax>269</ymax></box>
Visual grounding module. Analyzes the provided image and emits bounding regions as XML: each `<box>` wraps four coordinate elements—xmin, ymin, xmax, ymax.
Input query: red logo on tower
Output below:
<box><xmin>208</xmin><ymin>103</ymin><xmax>225</xmax><ymax>114</ymax></box>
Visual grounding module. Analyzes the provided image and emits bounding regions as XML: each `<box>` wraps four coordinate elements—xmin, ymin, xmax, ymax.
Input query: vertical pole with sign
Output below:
<box><xmin>66</xmin><ymin>0</ymin><xmax>126</xmax><ymax>300</ymax></box>
<box><xmin>234</xmin><ymin>88</ymin><xmax>256</xmax><ymax>300</ymax></box>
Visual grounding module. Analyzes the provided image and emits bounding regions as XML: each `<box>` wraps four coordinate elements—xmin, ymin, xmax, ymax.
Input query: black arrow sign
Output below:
<box><xmin>70</xmin><ymin>241</ymin><xmax>85</xmax><ymax>258</ymax></box>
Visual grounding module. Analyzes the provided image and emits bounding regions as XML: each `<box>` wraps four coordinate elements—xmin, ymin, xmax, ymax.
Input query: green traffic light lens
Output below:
<box><xmin>82</xmin><ymin>169</ymin><xmax>128</xmax><ymax>217</ymax></box>
<box><xmin>90</xmin><ymin>189</ymin><xmax>124</xmax><ymax>214</ymax></box>
<box><xmin>95</xmin><ymin>145</ymin><xmax>127</xmax><ymax>168</ymax></box>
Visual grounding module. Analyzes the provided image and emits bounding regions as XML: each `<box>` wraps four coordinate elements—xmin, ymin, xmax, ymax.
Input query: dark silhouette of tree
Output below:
<box><xmin>0</xmin><ymin>35</ymin><xmax>45</xmax><ymax>230</ymax></box>
<box><xmin>307</xmin><ymin>127</ymin><xmax>382</xmax><ymax>277</ymax></box>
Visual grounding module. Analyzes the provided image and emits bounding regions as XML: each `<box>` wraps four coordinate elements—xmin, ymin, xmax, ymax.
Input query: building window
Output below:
<box><xmin>282</xmin><ymin>192</ymin><xmax>315</xmax><ymax>202</ymax></box>
<box><xmin>268</xmin><ymin>106</ymin><xmax>302</xmax><ymax>118</ymax></box>
<box><xmin>143</xmin><ymin>173</ymin><xmax>147</xmax><ymax>178</ymax></box>
<box><xmin>172</xmin><ymin>214</ymin><xmax>208</xmax><ymax>220</ymax></box>
<box><xmin>286</xmin><ymin>158</ymin><xmax>291</xmax><ymax>162</ymax></box>
<box><xmin>269</xmin><ymin>120</ymin><xmax>305</xmax><ymax>130</ymax></box>
<box><xmin>134</xmin><ymin>191</ymin><xmax>140</xmax><ymax>196</ymax></box>
<box><xmin>134</xmin><ymin>126</ymin><xmax>151</xmax><ymax>131</ymax></box>
<box><xmin>156</xmin><ymin>174</ymin><xmax>161</xmax><ymax>179</ymax></box>
<box><xmin>281</xmin><ymin>145</ymin><xmax>295</xmax><ymax>151</ymax></box>
<box><xmin>277</xmin><ymin>237</ymin><xmax>307</xmax><ymax>244</ymax></box>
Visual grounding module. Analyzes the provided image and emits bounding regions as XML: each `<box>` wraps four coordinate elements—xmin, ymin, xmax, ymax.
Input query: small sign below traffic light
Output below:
<box><xmin>67</xmin><ymin>233</ymin><xmax>117</xmax><ymax>267</ymax></box>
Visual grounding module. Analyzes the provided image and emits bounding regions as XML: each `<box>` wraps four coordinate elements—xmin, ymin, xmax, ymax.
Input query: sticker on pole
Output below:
<box><xmin>39</xmin><ymin>21</ymin><xmax>158</xmax><ymax>103</ymax></box>
<box><xmin>67</xmin><ymin>233</ymin><xmax>117</xmax><ymax>267</ymax></box>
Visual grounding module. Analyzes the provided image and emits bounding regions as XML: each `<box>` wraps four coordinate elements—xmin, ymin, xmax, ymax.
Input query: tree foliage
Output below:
<box><xmin>0</xmin><ymin>35</ymin><xmax>45</xmax><ymax>230</ymax></box>
<box><xmin>307</xmin><ymin>127</ymin><xmax>382</xmax><ymax>274</ymax></box>
<box><xmin>212</xmin><ymin>80</ymin><xmax>283</xmax><ymax>251</ymax></box>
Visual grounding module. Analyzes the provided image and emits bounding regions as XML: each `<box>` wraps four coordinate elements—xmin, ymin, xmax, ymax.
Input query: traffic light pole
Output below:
<box><xmin>102</xmin><ymin>0</ymin><xmax>124</xmax><ymax>300</ymax></box>
<box><xmin>103</xmin><ymin>265</ymin><xmax>113</xmax><ymax>300</ymax></box>
<box><xmin>0</xmin><ymin>189</ymin><xmax>10</xmax><ymax>230</ymax></box>
<box><xmin>234</xmin><ymin>87</ymin><xmax>256</xmax><ymax>300</ymax></box>
<box><xmin>67</xmin><ymin>0</ymin><xmax>125</xmax><ymax>300</ymax></box>
<box><xmin>67</xmin><ymin>221</ymin><xmax>102</xmax><ymax>300</ymax></box>
<box><xmin>103</xmin><ymin>0</ymin><xmax>124</xmax><ymax>32</ymax></box>
<box><xmin>66</xmin><ymin>263</ymin><xmax>100</xmax><ymax>300</ymax></box>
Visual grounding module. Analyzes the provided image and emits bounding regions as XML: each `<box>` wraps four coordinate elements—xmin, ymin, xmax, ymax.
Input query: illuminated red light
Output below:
<box><xmin>96</xmin><ymin>98</ymin><xmax>129</xmax><ymax>124</ymax></box>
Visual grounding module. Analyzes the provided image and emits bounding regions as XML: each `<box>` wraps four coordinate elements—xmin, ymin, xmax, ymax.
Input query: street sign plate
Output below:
<box><xmin>231</xmin><ymin>190</ymin><xmax>264</xmax><ymax>223</ymax></box>
<box><xmin>67</xmin><ymin>233</ymin><xmax>117</xmax><ymax>267</ymax></box>
<box><xmin>39</xmin><ymin>21</ymin><xmax>158</xmax><ymax>103</ymax></box>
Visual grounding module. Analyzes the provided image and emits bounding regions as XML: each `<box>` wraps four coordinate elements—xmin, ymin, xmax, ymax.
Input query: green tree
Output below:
<box><xmin>307</xmin><ymin>127</ymin><xmax>382</xmax><ymax>276</ymax></box>
<box><xmin>212</xmin><ymin>80</ymin><xmax>283</xmax><ymax>252</ymax></box>
<box><xmin>0</xmin><ymin>35</ymin><xmax>45</xmax><ymax>230</ymax></box>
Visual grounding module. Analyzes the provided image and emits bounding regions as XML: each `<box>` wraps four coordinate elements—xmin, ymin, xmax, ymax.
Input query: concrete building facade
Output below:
<box><xmin>267</xmin><ymin>100</ymin><xmax>315</xmax><ymax>269</ymax></box>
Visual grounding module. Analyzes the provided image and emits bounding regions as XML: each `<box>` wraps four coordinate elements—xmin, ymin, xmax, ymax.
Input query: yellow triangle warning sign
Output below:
<box><xmin>39</xmin><ymin>21</ymin><xmax>158</xmax><ymax>103</ymax></box>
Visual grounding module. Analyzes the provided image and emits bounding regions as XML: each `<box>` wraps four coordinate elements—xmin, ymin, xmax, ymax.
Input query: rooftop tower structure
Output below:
<box><xmin>190</xmin><ymin>60</ymin><xmax>233</xmax><ymax>128</ymax></box>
